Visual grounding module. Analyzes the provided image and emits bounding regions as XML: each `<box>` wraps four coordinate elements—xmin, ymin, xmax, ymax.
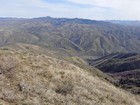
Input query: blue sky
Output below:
<box><xmin>0</xmin><ymin>0</ymin><xmax>139</xmax><ymax>20</ymax></box>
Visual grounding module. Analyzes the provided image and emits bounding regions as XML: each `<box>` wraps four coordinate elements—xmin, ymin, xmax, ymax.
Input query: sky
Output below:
<box><xmin>0</xmin><ymin>0</ymin><xmax>140</xmax><ymax>20</ymax></box>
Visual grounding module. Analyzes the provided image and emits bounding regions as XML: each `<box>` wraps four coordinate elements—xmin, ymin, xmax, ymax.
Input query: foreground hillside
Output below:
<box><xmin>87</xmin><ymin>53</ymin><xmax>140</xmax><ymax>94</ymax></box>
<box><xmin>0</xmin><ymin>49</ymin><xmax>139</xmax><ymax>105</ymax></box>
<box><xmin>1</xmin><ymin>43</ymin><xmax>113</xmax><ymax>81</ymax></box>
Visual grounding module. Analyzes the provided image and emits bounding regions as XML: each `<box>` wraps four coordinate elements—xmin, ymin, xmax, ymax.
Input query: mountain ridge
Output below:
<box><xmin>0</xmin><ymin>17</ymin><xmax>140</xmax><ymax>58</ymax></box>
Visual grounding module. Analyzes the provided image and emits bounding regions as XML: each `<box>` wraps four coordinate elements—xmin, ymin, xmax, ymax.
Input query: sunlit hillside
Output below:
<box><xmin>0</xmin><ymin>47</ymin><xmax>139</xmax><ymax>105</ymax></box>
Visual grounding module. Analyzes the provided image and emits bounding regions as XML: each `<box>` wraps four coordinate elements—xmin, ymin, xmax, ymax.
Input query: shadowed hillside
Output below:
<box><xmin>88</xmin><ymin>53</ymin><xmax>140</xmax><ymax>94</ymax></box>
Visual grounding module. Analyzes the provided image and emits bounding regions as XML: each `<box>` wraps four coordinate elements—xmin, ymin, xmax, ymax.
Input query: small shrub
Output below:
<box><xmin>0</xmin><ymin>56</ymin><xmax>19</xmax><ymax>77</ymax></box>
<box><xmin>55</xmin><ymin>82</ymin><xmax>73</xmax><ymax>96</ymax></box>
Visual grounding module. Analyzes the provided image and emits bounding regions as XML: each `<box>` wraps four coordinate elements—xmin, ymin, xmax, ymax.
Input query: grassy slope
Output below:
<box><xmin>1</xmin><ymin>43</ymin><xmax>113</xmax><ymax>82</ymax></box>
<box><xmin>0</xmin><ymin>49</ymin><xmax>139</xmax><ymax>105</ymax></box>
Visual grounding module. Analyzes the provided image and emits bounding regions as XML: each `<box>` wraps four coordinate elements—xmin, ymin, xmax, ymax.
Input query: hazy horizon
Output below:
<box><xmin>0</xmin><ymin>16</ymin><xmax>140</xmax><ymax>21</ymax></box>
<box><xmin>0</xmin><ymin>0</ymin><xmax>140</xmax><ymax>20</ymax></box>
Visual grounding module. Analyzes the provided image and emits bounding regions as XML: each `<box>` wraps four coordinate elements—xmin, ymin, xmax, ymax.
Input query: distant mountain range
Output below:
<box><xmin>108</xmin><ymin>20</ymin><xmax>140</xmax><ymax>26</ymax></box>
<box><xmin>0</xmin><ymin>17</ymin><xmax>140</xmax><ymax>58</ymax></box>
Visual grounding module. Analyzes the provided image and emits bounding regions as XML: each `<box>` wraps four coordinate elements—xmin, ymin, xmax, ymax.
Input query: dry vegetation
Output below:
<box><xmin>0</xmin><ymin>49</ymin><xmax>139</xmax><ymax>105</ymax></box>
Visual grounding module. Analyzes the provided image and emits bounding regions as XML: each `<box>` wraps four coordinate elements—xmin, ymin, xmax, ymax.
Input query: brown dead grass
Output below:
<box><xmin>0</xmin><ymin>50</ymin><xmax>139</xmax><ymax>105</ymax></box>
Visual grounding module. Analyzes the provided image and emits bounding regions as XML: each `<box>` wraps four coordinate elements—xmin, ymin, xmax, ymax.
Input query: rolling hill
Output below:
<box><xmin>0</xmin><ymin>47</ymin><xmax>139</xmax><ymax>105</ymax></box>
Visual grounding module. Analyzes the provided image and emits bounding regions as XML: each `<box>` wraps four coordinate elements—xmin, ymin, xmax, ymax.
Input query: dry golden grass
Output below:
<box><xmin>0</xmin><ymin>49</ymin><xmax>139</xmax><ymax>105</ymax></box>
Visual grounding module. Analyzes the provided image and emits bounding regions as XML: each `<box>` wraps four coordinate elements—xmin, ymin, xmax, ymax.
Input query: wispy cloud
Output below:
<box><xmin>0</xmin><ymin>0</ymin><xmax>139</xmax><ymax>20</ymax></box>
<box><xmin>66</xmin><ymin>0</ymin><xmax>140</xmax><ymax>20</ymax></box>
